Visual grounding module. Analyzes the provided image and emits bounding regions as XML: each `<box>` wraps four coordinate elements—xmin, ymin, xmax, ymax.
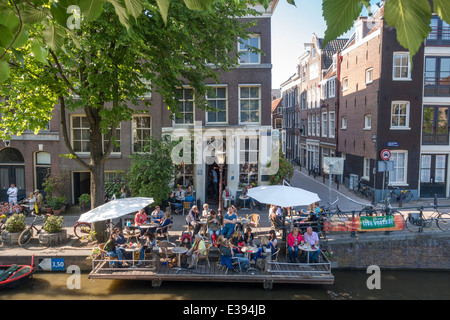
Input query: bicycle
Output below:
<box><xmin>353</xmin><ymin>179</ymin><xmax>372</xmax><ymax>199</ymax></box>
<box><xmin>403</xmin><ymin>206</ymin><xmax>450</xmax><ymax>232</ymax></box>
<box><xmin>385</xmin><ymin>187</ymin><xmax>413</xmax><ymax>205</ymax></box>
<box><xmin>74</xmin><ymin>221</ymin><xmax>92</xmax><ymax>239</ymax></box>
<box><xmin>309</xmin><ymin>164</ymin><xmax>320</xmax><ymax>178</ymax></box>
<box><xmin>18</xmin><ymin>212</ymin><xmax>48</xmax><ymax>246</ymax></box>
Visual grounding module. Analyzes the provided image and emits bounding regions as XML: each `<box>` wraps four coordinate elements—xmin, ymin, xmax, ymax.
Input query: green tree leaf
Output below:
<box><xmin>124</xmin><ymin>0</ymin><xmax>143</xmax><ymax>18</ymax></box>
<box><xmin>79</xmin><ymin>0</ymin><xmax>106</xmax><ymax>21</ymax></box>
<box><xmin>434</xmin><ymin>0</ymin><xmax>450</xmax><ymax>24</ymax></box>
<box><xmin>0</xmin><ymin>60</ymin><xmax>10</xmax><ymax>83</ymax></box>
<box><xmin>30</xmin><ymin>38</ymin><xmax>47</xmax><ymax>64</ymax></box>
<box><xmin>108</xmin><ymin>0</ymin><xmax>131</xmax><ymax>29</ymax></box>
<box><xmin>384</xmin><ymin>0</ymin><xmax>432</xmax><ymax>58</ymax></box>
<box><xmin>183</xmin><ymin>0</ymin><xmax>212</xmax><ymax>11</ymax></box>
<box><xmin>43</xmin><ymin>23</ymin><xmax>66</xmax><ymax>51</ymax></box>
<box><xmin>156</xmin><ymin>0</ymin><xmax>170</xmax><ymax>24</ymax></box>
<box><xmin>322</xmin><ymin>0</ymin><xmax>364</xmax><ymax>47</ymax></box>
<box><xmin>21</xmin><ymin>6</ymin><xmax>47</xmax><ymax>25</ymax></box>
<box><xmin>0</xmin><ymin>25</ymin><xmax>14</xmax><ymax>49</ymax></box>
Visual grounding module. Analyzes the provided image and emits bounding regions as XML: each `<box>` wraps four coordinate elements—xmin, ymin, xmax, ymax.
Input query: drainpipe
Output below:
<box><xmin>336</xmin><ymin>52</ymin><xmax>342</xmax><ymax>167</ymax></box>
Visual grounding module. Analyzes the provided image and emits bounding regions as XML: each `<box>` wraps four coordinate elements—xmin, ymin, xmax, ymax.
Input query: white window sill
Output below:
<box><xmin>390</xmin><ymin>127</ymin><xmax>411</xmax><ymax>130</ymax></box>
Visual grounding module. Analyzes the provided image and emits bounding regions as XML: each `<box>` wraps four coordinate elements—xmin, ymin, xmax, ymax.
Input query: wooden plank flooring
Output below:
<box><xmin>89</xmin><ymin>255</ymin><xmax>334</xmax><ymax>285</ymax></box>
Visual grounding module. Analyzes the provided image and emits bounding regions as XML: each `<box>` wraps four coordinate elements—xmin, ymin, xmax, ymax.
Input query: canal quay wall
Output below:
<box><xmin>324</xmin><ymin>231</ymin><xmax>450</xmax><ymax>270</ymax></box>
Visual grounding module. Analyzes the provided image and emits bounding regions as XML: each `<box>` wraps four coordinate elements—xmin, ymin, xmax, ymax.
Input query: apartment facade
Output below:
<box><xmin>0</xmin><ymin>3</ymin><xmax>278</xmax><ymax>205</ymax></box>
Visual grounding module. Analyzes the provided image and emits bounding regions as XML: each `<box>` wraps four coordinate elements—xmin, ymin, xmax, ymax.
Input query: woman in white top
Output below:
<box><xmin>202</xmin><ymin>203</ymin><xmax>210</xmax><ymax>218</ymax></box>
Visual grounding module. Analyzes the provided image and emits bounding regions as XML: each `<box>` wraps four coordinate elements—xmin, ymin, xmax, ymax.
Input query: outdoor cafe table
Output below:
<box><xmin>198</xmin><ymin>219</ymin><xmax>208</xmax><ymax>236</ymax></box>
<box><xmin>239</xmin><ymin>196</ymin><xmax>250</xmax><ymax>210</ymax></box>
<box><xmin>241</xmin><ymin>246</ymin><xmax>258</xmax><ymax>272</ymax></box>
<box><xmin>171</xmin><ymin>247</ymin><xmax>188</xmax><ymax>274</ymax></box>
<box><xmin>236</xmin><ymin>217</ymin><xmax>250</xmax><ymax>231</ymax></box>
<box><xmin>299</xmin><ymin>244</ymin><xmax>319</xmax><ymax>264</ymax></box>
<box><xmin>125</xmin><ymin>245</ymin><xmax>141</xmax><ymax>266</ymax></box>
<box><xmin>140</xmin><ymin>223</ymin><xmax>159</xmax><ymax>233</ymax></box>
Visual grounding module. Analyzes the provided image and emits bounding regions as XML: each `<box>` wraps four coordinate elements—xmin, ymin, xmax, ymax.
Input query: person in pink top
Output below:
<box><xmin>134</xmin><ymin>209</ymin><xmax>147</xmax><ymax>235</ymax></box>
<box><xmin>287</xmin><ymin>227</ymin><xmax>304</xmax><ymax>263</ymax></box>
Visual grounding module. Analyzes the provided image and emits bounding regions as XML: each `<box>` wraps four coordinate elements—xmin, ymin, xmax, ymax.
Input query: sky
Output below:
<box><xmin>271</xmin><ymin>0</ymin><xmax>374</xmax><ymax>90</ymax></box>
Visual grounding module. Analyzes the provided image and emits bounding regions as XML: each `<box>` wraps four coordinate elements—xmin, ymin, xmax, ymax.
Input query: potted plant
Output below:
<box><xmin>39</xmin><ymin>215</ymin><xmax>67</xmax><ymax>246</ymax></box>
<box><xmin>48</xmin><ymin>196</ymin><xmax>66</xmax><ymax>215</ymax></box>
<box><xmin>78</xmin><ymin>193</ymin><xmax>91</xmax><ymax>212</ymax></box>
<box><xmin>1</xmin><ymin>213</ymin><xmax>26</xmax><ymax>245</ymax></box>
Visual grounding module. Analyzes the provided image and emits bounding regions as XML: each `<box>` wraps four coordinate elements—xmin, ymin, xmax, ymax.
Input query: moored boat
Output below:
<box><xmin>0</xmin><ymin>256</ymin><xmax>34</xmax><ymax>289</ymax></box>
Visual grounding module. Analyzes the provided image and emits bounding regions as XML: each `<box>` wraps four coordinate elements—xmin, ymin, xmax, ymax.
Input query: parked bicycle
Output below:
<box><xmin>403</xmin><ymin>206</ymin><xmax>450</xmax><ymax>232</ymax></box>
<box><xmin>309</xmin><ymin>164</ymin><xmax>320</xmax><ymax>178</ymax></box>
<box><xmin>18</xmin><ymin>212</ymin><xmax>48</xmax><ymax>246</ymax></box>
<box><xmin>385</xmin><ymin>186</ymin><xmax>413</xmax><ymax>205</ymax></box>
<box><xmin>353</xmin><ymin>179</ymin><xmax>372</xmax><ymax>199</ymax></box>
<box><xmin>73</xmin><ymin>221</ymin><xmax>92</xmax><ymax>239</ymax></box>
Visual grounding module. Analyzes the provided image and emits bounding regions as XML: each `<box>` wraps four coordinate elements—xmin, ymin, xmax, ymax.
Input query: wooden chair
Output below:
<box><xmin>182</xmin><ymin>201</ymin><xmax>192</xmax><ymax>216</ymax></box>
<box><xmin>217</xmin><ymin>246</ymin><xmax>241</xmax><ymax>274</ymax></box>
<box><xmin>272</xmin><ymin>247</ymin><xmax>281</xmax><ymax>270</ymax></box>
<box><xmin>195</xmin><ymin>243</ymin><xmax>212</xmax><ymax>269</ymax></box>
<box><xmin>157</xmin><ymin>240</ymin><xmax>176</xmax><ymax>262</ymax></box>
<box><xmin>156</xmin><ymin>225</ymin><xmax>170</xmax><ymax>241</ymax></box>
<box><xmin>97</xmin><ymin>243</ymin><xmax>118</xmax><ymax>267</ymax></box>
<box><xmin>124</xmin><ymin>226</ymin><xmax>140</xmax><ymax>243</ymax></box>
<box><xmin>247</xmin><ymin>214</ymin><xmax>261</xmax><ymax>233</ymax></box>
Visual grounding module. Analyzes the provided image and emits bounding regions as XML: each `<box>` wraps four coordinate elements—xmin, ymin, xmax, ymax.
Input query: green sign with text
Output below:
<box><xmin>360</xmin><ymin>215</ymin><xmax>396</xmax><ymax>230</ymax></box>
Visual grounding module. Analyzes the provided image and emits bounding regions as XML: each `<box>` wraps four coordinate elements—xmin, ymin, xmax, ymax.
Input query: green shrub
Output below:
<box><xmin>43</xmin><ymin>215</ymin><xmax>64</xmax><ymax>233</ymax></box>
<box><xmin>5</xmin><ymin>213</ymin><xmax>26</xmax><ymax>233</ymax></box>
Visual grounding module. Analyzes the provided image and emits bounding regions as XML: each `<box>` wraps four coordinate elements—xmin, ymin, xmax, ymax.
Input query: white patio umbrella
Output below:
<box><xmin>246</xmin><ymin>185</ymin><xmax>320</xmax><ymax>208</ymax></box>
<box><xmin>78</xmin><ymin>197</ymin><xmax>154</xmax><ymax>223</ymax></box>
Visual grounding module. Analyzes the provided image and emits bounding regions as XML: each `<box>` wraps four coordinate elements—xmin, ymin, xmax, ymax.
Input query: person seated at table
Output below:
<box><xmin>175</xmin><ymin>186</ymin><xmax>185</xmax><ymax>199</ymax></box>
<box><xmin>157</xmin><ymin>211</ymin><xmax>172</xmax><ymax>235</ymax></box>
<box><xmin>300</xmin><ymin>204</ymin><xmax>315</xmax><ymax>215</ymax></box>
<box><xmin>313</xmin><ymin>202</ymin><xmax>322</xmax><ymax>215</ymax></box>
<box><xmin>243</xmin><ymin>227</ymin><xmax>255</xmax><ymax>246</ymax></box>
<box><xmin>217</xmin><ymin>236</ymin><xmax>249</xmax><ymax>271</ymax></box>
<box><xmin>202</xmin><ymin>203</ymin><xmax>210</xmax><ymax>218</ymax></box>
<box><xmin>221</xmin><ymin>205</ymin><xmax>237</xmax><ymax>239</ymax></box>
<box><xmin>269</xmin><ymin>205</ymin><xmax>284</xmax><ymax>229</ymax></box>
<box><xmin>186</xmin><ymin>234</ymin><xmax>207</xmax><ymax>269</ymax></box>
<box><xmin>134</xmin><ymin>209</ymin><xmax>147</xmax><ymax>236</ymax></box>
<box><xmin>186</xmin><ymin>205</ymin><xmax>201</xmax><ymax>235</ymax></box>
<box><xmin>112</xmin><ymin>227</ymin><xmax>132</xmax><ymax>260</ymax></box>
<box><xmin>230</xmin><ymin>229</ymin><xmax>245</xmax><ymax>254</ymax></box>
<box><xmin>287</xmin><ymin>227</ymin><xmax>304</xmax><ymax>263</ymax></box>
<box><xmin>138</xmin><ymin>231</ymin><xmax>156</xmax><ymax>264</ymax></box>
<box><xmin>222</xmin><ymin>186</ymin><xmax>233</xmax><ymax>209</ymax></box>
<box><xmin>150</xmin><ymin>205</ymin><xmax>165</xmax><ymax>222</ymax></box>
<box><xmin>104</xmin><ymin>234</ymin><xmax>129</xmax><ymax>267</ymax></box>
<box><xmin>252</xmin><ymin>230</ymin><xmax>278</xmax><ymax>263</ymax></box>
<box><xmin>168</xmin><ymin>192</ymin><xmax>182</xmax><ymax>214</ymax></box>
<box><xmin>304</xmin><ymin>226</ymin><xmax>321</xmax><ymax>263</ymax></box>
<box><xmin>185</xmin><ymin>192</ymin><xmax>195</xmax><ymax>204</ymax></box>
<box><xmin>207</xmin><ymin>210</ymin><xmax>221</xmax><ymax>246</ymax></box>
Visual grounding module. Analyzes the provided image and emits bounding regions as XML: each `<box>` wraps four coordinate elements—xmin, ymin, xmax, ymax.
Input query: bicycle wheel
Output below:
<box><xmin>18</xmin><ymin>226</ymin><xmax>34</xmax><ymax>246</ymax></box>
<box><xmin>404</xmin><ymin>212</ymin><xmax>422</xmax><ymax>232</ymax></box>
<box><xmin>437</xmin><ymin>213</ymin><xmax>450</xmax><ymax>232</ymax></box>
<box><xmin>74</xmin><ymin>222</ymin><xmax>92</xmax><ymax>239</ymax></box>
<box><xmin>402</xmin><ymin>191</ymin><xmax>414</xmax><ymax>204</ymax></box>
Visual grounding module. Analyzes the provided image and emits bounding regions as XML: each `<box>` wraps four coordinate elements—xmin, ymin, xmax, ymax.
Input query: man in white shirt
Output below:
<box><xmin>7</xmin><ymin>183</ymin><xmax>18</xmax><ymax>214</ymax></box>
<box><xmin>303</xmin><ymin>227</ymin><xmax>320</xmax><ymax>263</ymax></box>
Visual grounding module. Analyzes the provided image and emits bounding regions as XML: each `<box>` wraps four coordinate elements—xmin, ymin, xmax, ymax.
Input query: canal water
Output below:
<box><xmin>0</xmin><ymin>270</ymin><xmax>448</xmax><ymax>300</ymax></box>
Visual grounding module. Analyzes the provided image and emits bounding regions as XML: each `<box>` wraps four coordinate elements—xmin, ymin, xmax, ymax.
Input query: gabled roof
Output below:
<box><xmin>271</xmin><ymin>97</ymin><xmax>282</xmax><ymax>113</ymax></box>
<box><xmin>318</xmin><ymin>38</ymin><xmax>349</xmax><ymax>69</ymax></box>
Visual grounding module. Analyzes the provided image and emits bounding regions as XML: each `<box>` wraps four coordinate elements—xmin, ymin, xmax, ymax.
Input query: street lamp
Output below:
<box><xmin>216</xmin><ymin>150</ymin><xmax>226</xmax><ymax>218</ymax></box>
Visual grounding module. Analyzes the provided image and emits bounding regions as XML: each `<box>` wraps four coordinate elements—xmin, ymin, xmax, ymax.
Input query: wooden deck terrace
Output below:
<box><xmin>88</xmin><ymin>247</ymin><xmax>334</xmax><ymax>290</ymax></box>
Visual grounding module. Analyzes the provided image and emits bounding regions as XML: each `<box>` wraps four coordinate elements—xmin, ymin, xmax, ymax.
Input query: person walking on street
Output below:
<box><xmin>7</xmin><ymin>183</ymin><xmax>18</xmax><ymax>214</ymax></box>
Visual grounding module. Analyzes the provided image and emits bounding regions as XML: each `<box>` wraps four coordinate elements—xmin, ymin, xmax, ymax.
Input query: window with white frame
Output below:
<box><xmin>307</xmin><ymin>115</ymin><xmax>312</xmax><ymax>135</ymax></box>
<box><xmin>71</xmin><ymin>115</ymin><xmax>90</xmax><ymax>153</ymax></box>
<box><xmin>328</xmin><ymin>78</ymin><xmax>336</xmax><ymax>98</ymax></box>
<box><xmin>363</xmin><ymin>157</ymin><xmax>371</xmax><ymax>180</ymax></box>
<box><xmin>316</xmin><ymin>115</ymin><xmax>320</xmax><ymax>136</ymax></box>
<box><xmin>341</xmin><ymin>116</ymin><xmax>347</xmax><ymax>129</ymax></box>
<box><xmin>321</xmin><ymin>83</ymin><xmax>327</xmax><ymax>99</ymax></box>
<box><xmin>175</xmin><ymin>88</ymin><xmax>194</xmax><ymax>125</ymax></box>
<box><xmin>321</xmin><ymin>112</ymin><xmax>328</xmax><ymax>137</ymax></box>
<box><xmin>390</xmin><ymin>151</ymin><xmax>408</xmax><ymax>185</ymax></box>
<box><xmin>393</xmin><ymin>52</ymin><xmax>411</xmax><ymax>80</ymax></box>
<box><xmin>238</xmin><ymin>35</ymin><xmax>260</xmax><ymax>64</ymax></box>
<box><xmin>103</xmin><ymin>123</ymin><xmax>121</xmax><ymax>153</ymax></box>
<box><xmin>364</xmin><ymin>114</ymin><xmax>372</xmax><ymax>130</ymax></box>
<box><xmin>310</xmin><ymin>61</ymin><xmax>319</xmax><ymax>80</ymax></box>
<box><xmin>311</xmin><ymin>115</ymin><xmax>315</xmax><ymax>136</ymax></box>
<box><xmin>142</xmin><ymin>79</ymin><xmax>152</xmax><ymax>99</ymax></box>
<box><xmin>132</xmin><ymin>115</ymin><xmax>152</xmax><ymax>153</ymax></box>
<box><xmin>391</xmin><ymin>101</ymin><xmax>410</xmax><ymax>129</ymax></box>
<box><xmin>342</xmin><ymin>77</ymin><xmax>348</xmax><ymax>91</ymax></box>
<box><xmin>239</xmin><ymin>137</ymin><xmax>259</xmax><ymax>185</ymax></box>
<box><xmin>239</xmin><ymin>86</ymin><xmax>260</xmax><ymax>124</ymax></box>
<box><xmin>329</xmin><ymin>112</ymin><xmax>335</xmax><ymax>138</ymax></box>
<box><xmin>312</xmin><ymin>89</ymin><xmax>316</xmax><ymax>108</ymax></box>
<box><xmin>366</xmin><ymin>68</ymin><xmax>373</xmax><ymax>84</ymax></box>
<box><xmin>307</xmin><ymin>88</ymin><xmax>311</xmax><ymax>109</ymax></box>
<box><xmin>206</xmin><ymin>86</ymin><xmax>227</xmax><ymax>124</ymax></box>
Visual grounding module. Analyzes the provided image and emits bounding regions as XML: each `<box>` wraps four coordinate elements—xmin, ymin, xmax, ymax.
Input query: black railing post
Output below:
<box><xmin>351</xmin><ymin>210</ymin><xmax>356</xmax><ymax>238</ymax></box>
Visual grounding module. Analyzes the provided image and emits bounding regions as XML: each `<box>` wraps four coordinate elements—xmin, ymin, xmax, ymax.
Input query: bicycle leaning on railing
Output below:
<box><xmin>353</xmin><ymin>179</ymin><xmax>372</xmax><ymax>200</ymax></box>
<box><xmin>385</xmin><ymin>186</ymin><xmax>413</xmax><ymax>205</ymax></box>
<box><xmin>403</xmin><ymin>206</ymin><xmax>450</xmax><ymax>233</ymax></box>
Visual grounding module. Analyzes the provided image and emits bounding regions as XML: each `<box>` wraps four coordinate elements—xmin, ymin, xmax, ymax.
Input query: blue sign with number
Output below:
<box><xmin>387</xmin><ymin>141</ymin><xmax>399</xmax><ymax>147</ymax></box>
<box><xmin>51</xmin><ymin>258</ymin><xmax>65</xmax><ymax>271</ymax></box>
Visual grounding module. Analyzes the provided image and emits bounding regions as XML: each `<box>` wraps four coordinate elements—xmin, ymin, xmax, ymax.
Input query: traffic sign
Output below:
<box><xmin>380</xmin><ymin>149</ymin><xmax>391</xmax><ymax>160</ymax></box>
